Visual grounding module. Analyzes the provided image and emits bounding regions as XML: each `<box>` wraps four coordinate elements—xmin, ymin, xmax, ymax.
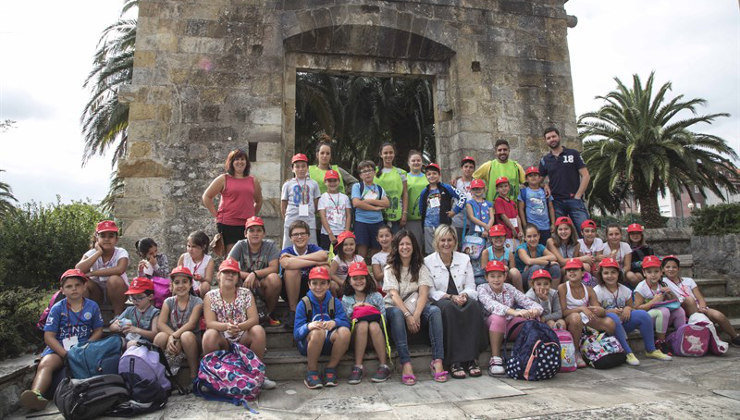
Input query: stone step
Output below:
<box><xmin>694</xmin><ymin>278</ymin><xmax>727</xmax><ymax>298</ymax></box>
<box><xmin>705</xmin><ymin>296</ymin><xmax>740</xmax><ymax>318</ymax></box>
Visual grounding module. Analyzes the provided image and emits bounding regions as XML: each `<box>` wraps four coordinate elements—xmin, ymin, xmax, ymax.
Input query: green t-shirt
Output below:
<box><xmin>406</xmin><ymin>172</ymin><xmax>428</xmax><ymax>220</ymax></box>
<box><xmin>473</xmin><ymin>159</ymin><xmax>525</xmax><ymax>202</ymax></box>
<box><xmin>309</xmin><ymin>164</ymin><xmax>345</xmax><ymax>194</ymax></box>
<box><xmin>374</xmin><ymin>167</ymin><xmax>407</xmax><ymax>222</ymax></box>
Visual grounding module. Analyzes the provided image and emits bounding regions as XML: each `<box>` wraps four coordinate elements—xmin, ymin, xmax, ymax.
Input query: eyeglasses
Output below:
<box><xmin>130</xmin><ymin>295</ymin><xmax>148</xmax><ymax>302</ymax></box>
<box><xmin>291</xmin><ymin>232</ymin><xmax>309</xmax><ymax>238</ymax></box>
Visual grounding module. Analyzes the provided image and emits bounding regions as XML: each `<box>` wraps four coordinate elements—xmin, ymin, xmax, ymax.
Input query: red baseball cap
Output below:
<box><xmin>599</xmin><ymin>257</ymin><xmax>620</xmax><ymax>270</ymax></box>
<box><xmin>531</xmin><ymin>269</ymin><xmax>552</xmax><ymax>280</ymax></box>
<box><xmin>324</xmin><ymin>169</ymin><xmax>340</xmax><ymax>181</ymax></box>
<box><xmin>661</xmin><ymin>255</ymin><xmax>681</xmax><ymax>267</ymax></box>
<box><xmin>495</xmin><ymin>176</ymin><xmax>509</xmax><ymax>186</ymax></box>
<box><xmin>219</xmin><ymin>258</ymin><xmax>240</xmax><ymax>273</ymax></box>
<box><xmin>425</xmin><ymin>163</ymin><xmax>441</xmax><ymax>173</ymax></box>
<box><xmin>581</xmin><ymin>219</ymin><xmax>598</xmax><ymax>230</ymax></box>
<box><xmin>489</xmin><ymin>224</ymin><xmax>507</xmax><ymax>237</ymax></box>
<box><xmin>126</xmin><ymin>277</ymin><xmax>154</xmax><ymax>294</ymax></box>
<box><xmin>96</xmin><ymin>220</ymin><xmax>119</xmax><ymax>234</ymax></box>
<box><xmin>170</xmin><ymin>265</ymin><xmax>193</xmax><ymax>279</ymax></box>
<box><xmin>641</xmin><ymin>255</ymin><xmax>662</xmax><ymax>269</ymax></box>
<box><xmin>309</xmin><ymin>266</ymin><xmax>330</xmax><ymax>280</ymax></box>
<box><xmin>245</xmin><ymin>216</ymin><xmax>264</xmax><ymax>229</ymax></box>
<box><xmin>335</xmin><ymin>231</ymin><xmax>356</xmax><ymax>247</ymax></box>
<box><xmin>525</xmin><ymin>166</ymin><xmax>540</xmax><ymax>176</ymax></box>
<box><xmin>627</xmin><ymin>223</ymin><xmax>644</xmax><ymax>233</ymax></box>
<box><xmin>564</xmin><ymin>258</ymin><xmax>584</xmax><ymax>270</ymax></box>
<box><xmin>59</xmin><ymin>269</ymin><xmax>88</xmax><ymax>284</ymax></box>
<box><xmin>485</xmin><ymin>260</ymin><xmax>507</xmax><ymax>273</ymax></box>
<box><xmin>555</xmin><ymin>216</ymin><xmax>573</xmax><ymax>226</ymax></box>
<box><xmin>348</xmin><ymin>261</ymin><xmax>369</xmax><ymax>277</ymax></box>
<box><xmin>470</xmin><ymin>179</ymin><xmax>486</xmax><ymax>189</ymax></box>
<box><xmin>461</xmin><ymin>156</ymin><xmax>476</xmax><ymax>166</ymax></box>
<box><xmin>291</xmin><ymin>153</ymin><xmax>308</xmax><ymax>164</ymax></box>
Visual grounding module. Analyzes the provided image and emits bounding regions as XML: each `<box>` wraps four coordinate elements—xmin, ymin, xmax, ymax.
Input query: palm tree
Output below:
<box><xmin>81</xmin><ymin>0</ymin><xmax>137</xmax><ymax>167</ymax></box>
<box><xmin>579</xmin><ymin>72</ymin><xmax>738</xmax><ymax>227</ymax></box>
<box><xmin>0</xmin><ymin>170</ymin><xmax>18</xmax><ymax>217</ymax></box>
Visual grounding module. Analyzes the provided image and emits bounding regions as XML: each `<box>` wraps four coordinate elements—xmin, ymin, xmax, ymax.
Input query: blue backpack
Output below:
<box><xmin>67</xmin><ymin>336</ymin><xmax>124</xmax><ymax>379</ymax></box>
<box><xmin>505</xmin><ymin>320</ymin><xmax>561</xmax><ymax>381</ymax></box>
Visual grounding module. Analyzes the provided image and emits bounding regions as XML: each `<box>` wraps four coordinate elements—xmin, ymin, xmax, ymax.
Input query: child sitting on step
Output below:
<box><xmin>525</xmin><ymin>269</ymin><xmax>564</xmax><ymax>329</ymax></box>
<box><xmin>110</xmin><ymin>277</ymin><xmax>159</xmax><ymax>348</ymax></box>
<box><xmin>479</xmin><ymin>224</ymin><xmax>523</xmax><ymax>290</ymax></box>
<box><xmin>295</xmin><ymin>266</ymin><xmax>351</xmax><ymax>389</ymax></box>
<box><xmin>633</xmin><ymin>257</ymin><xmax>686</xmax><ymax>352</ymax></box>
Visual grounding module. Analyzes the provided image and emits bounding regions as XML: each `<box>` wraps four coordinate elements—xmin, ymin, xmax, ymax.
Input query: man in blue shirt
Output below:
<box><xmin>538</xmin><ymin>127</ymin><xmax>590</xmax><ymax>236</ymax></box>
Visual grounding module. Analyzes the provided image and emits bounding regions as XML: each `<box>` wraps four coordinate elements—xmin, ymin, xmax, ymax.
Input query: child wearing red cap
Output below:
<box><xmin>515</xmin><ymin>224</ymin><xmax>561</xmax><ymax>289</ymax></box>
<box><xmin>281</xmin><ymin>153</ymin><xmax>321</xmax><ymax>248</ymax></box>
<box><xmin>626</xmin><ymin>223</ymin><xmax>654</xmax><ymax>285</ymax></box>
<box><xmin>600</xmin><ymin>224</ymin><xmax>638</xmax><ymax>287</ymax></box>
<box><xmin>594</xmin><ymin>257</ymin><xmax>672</xmax><ymax>365</ymax></box>
<box><xmin>76</xmin><ymin>220</ymin><xmax>129</xmax><ymax>315</ymax></box>
<box><xmin>419</xmin><ymin>163</ymin><xmax>465</xmax><ymax>255</ymax></box>
<box><xmin>479</xmin><ymin>224</ymin><xmax>523</xmax><ymax>290</ymax></box>
<box><xmin>317</xmin><ymin>169</ymin><xmax>352</xmax><ymax>251</ymax></box>
<box><xmin>547</xmin><ymin>216</ymin><xmax>581</xmax><ymax>267</ymax></box>
<box><xmin>477</xmin><ymin>260</ymin><xmax>543</xmax><ymax>375</ymax></box>
<box><xmin>341</xmin><ymin>262</ymin><xmax>390</xmax><ymax>384</ymax></box>
<box><xmin>577</xmin><ymin>219</ymin><xmax>603</xmax><ymax>273</ymax></box>
<box><xmin>110</xmin><ymin>276</ymin><xmax>160</xmax><ymax>348</ymax></box>
<box><xmin>525</xmin><ymin>269</ymin><xmax>565</xmax><ymax>329</ymax></box>
<box><xmin>493</xmin><ymin>177</ymin><xmax>523</xmax><ymax>247</ymax></box>
<box><xmin>329</xmin><ymin>231</ymin><xmax>364</xmax><ymax>296</ymax></box>
<box><xmin>21</xmin><ymin>270</ymin><xmax>104</xmax><ymax>410</ymax></box>
<box><xmin>295</xmin><ymin>266</ymin><xmax>351</xmax><ymax>389</ymax></box>
<box><xmin>518</xmin><ymin>166</ymin><xmax>555</xmax><ymax>245</ymax></box>
<box><xmin>464</xmin><ymin>178</ymin><xmax>494</xmax><ymax>236</ymax></box>
<box><xmin>558</xmin><ymin>258</ymin><xmax>616</xmax><ymax>368</ymax></box>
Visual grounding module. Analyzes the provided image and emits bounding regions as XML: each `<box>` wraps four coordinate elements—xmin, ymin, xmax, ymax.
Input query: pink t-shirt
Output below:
<box><xmin>217</xmin><ymin>175</ymin><xmax>255</xmax><ymax>226</ymax></box>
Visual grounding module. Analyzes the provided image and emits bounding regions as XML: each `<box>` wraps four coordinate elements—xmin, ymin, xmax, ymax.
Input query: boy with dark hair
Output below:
<box><xmin>110</xmin><ymin>276</ymin><xmax>160</xmax><ymax>348</ymax></box>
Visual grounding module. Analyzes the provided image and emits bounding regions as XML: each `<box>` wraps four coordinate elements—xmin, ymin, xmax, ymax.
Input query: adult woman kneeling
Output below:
<box><xmin>383</xmin><ymin>230</ymin><xmax>446</xmax><ymax>385</ymax></box>
<box><xmin>425</xmin><ymin>224</ymin><xmax>484</xmax><ymax>379</ymax></box>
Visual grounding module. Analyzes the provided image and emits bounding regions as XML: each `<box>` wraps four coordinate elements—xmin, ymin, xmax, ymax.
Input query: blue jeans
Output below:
<box><xmin>606</xmin><ymin>309</ymin><xmax>656</xmax><ymax>354</ymax></box>
<box><xmin>553</xmin><ymin>198</ymin><xmax>589</xmax><ymax>236</ymax></box>
<box><xmin>522</xmin><ymin>264</ymin><xmax>561</xmax><ymax>290</ymax></box>
<box><xmin>386</xmin><ymin>304</ymin><xmax>444</xmax><ymax>364</ymax></box>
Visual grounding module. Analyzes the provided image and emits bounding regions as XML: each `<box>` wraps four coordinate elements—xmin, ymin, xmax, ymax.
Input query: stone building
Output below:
<box><xmin>118</xmin><ymin>0</ymin><xmax>579</xmax><ymax>255</ymax></box>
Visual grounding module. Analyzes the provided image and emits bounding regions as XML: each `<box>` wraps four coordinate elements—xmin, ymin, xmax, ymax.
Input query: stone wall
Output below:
<box><xmin>119</xmin><ymin>0</ymin><xmax>579</xmax><ymax>259</ymax></box>
<box><xmin>644</xmin><ymin>227</ymin><xmax>692</xmax><ymax>256</ymax></box>
<box><xmin>692</xmin><ymin>234</ymin><xmax>740</xmax><ymax>296</ymax></box>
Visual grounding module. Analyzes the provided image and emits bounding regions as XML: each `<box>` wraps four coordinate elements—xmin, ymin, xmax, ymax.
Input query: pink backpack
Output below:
<box><xmin>37</xmin><ymin>290</ymin><xmax>63</xmax><ymax>330</ymax></box>
<box><xmin>688</xmin><ymin>313</ymin><xmax>728</xmax><ymax>355</ymax></box>
<box><xmin>151</xmin><ymin>276</ymin><xmax>171</xmax><ymax>309</ymax></box>
<box><xmin>667</xmin><ymin>324</ymin><xmax>710</xmax><ymax>357</ymax></box>
<box><xmin>555</xmin><ymin>329</ymin><xmax>577</xmax><ymax>372</ymax></box>
<box><xmin>193</xmin><ymin>342</ymin><xmax>265</xmax><ymax>412</ymax></box>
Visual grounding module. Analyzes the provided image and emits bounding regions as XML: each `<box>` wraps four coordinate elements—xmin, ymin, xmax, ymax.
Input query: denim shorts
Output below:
<box><xmin>354</xmin><ymin>221</ymin><xmax>385</xmax><ymax>248</ymax></box>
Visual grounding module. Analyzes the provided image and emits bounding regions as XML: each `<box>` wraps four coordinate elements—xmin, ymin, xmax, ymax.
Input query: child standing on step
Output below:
<box><xmin>419</xmin><ymin>163</ymin><xmax>464</xmax><ymax>255</ymax></box>
<box><xmin>177</xmin><ymin>230</ymin><xmax>214</xmax><ymax>297</ymax></box>
<box><xmin>626</xmin><ymin>224</ymin><xmax>653</xmax><ymax>286</ymax></box>
<box><xmin>371</xmin><ymin>225</ymin><xmax>393</xmax><ymax>287</ymax></box>
<box><xmin>154</xmin><ymin>266</ymin><xmax>202</xmax><ymax>380</ymax></box>
<box><xmin>517</xmin><ymin>166</ymin><xmax>555</xmax><ymax>245</ymax></box>
<box><xmin>110</xmin><ymin>277</ymin><xmax>159</xmax><ymax>348</ymax></box>
<box><xmin>21</xmin><ymin>269</ymin><xmax>104</xmax><ymax>411</ymax></box>
<box><xmin>329</xmin><ymin>231</ymin><xmax>364</xmax><ymax>297</ymax></box>
<box><xmin>295</xmin><ymin>266</ymin><xmax>351</xmax><ymax>389</ymax></box>
<box><xmin>352</xmin><ymin>160</ymin><xmax>390</xmax><ymax>258</ymax></box>
<box><xmin>405</xmin><ymin>150</ymin><xmax>428</xmax><ymax>250</ymax></box>
<box><xmin>281</xmin><ymin>153</ymin><xmax>321</xmax><ymax>248</ymax></box>
<box><xmin>661</xmin><ymin>255</ymin><xmax>740</xmax><ymax>346</ymax></box>
<box><xmin>479</xmin><ymin>224</ymin><xmax>523</xmax><ymax>290</ymax></box>
<box><xmin>494</xmin><ymin>177</ymin><xmax>523</xmax><ymax>248</ymax></box>
<box><xmin>341</xmin><ymin>262</ymin><xmax>391</xmax><ymax>384</ymax></box>
<box><xmin>594</xmin><ymin>257</ymin><xmax>672</xmax><ymax>366</ymax></box>
<box><xmin>464</xmin><ymin>178</ymin><xmax>494</xmax><ymax>237</ymax></box>
<box><xmin>317</xmin><ymin>169</ymin><xmax>352</xmax><ymax>251</ymax></box>
<box><xmin>633</xmin><ymin>257</ymin><xmax>686</xmax><ymax>352</ymax></box>
<box><xmin>558</xmin><ymin>258</ymin><xmax>616</xmax><ymax>368</ymax></box>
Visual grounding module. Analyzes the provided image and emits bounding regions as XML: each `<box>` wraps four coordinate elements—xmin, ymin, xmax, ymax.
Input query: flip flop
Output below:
<box><xmin>430</xmin><ymin>359</ymin><xmax>448</xmax><ymax>383</ymax></box>
<box><xmin>401</xmin><ymin>374</ymin><xmax>416</xmax><ymax>386</ymax></box>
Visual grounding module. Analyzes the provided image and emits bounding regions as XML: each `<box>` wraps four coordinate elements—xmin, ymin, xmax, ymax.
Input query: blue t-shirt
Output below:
<box><xmin>44</xmin><ymin>298</ymin><xmax>104</xmax><ymax>347</ymax></box>
<box><xmin>518</xmin><ymin>187</ymin><xmax>552</xmax><ymax>230</ymax></box>
<box><xmin>466</xmin><ymin>199</ymin><xmax>493</xmax><ymax>233</ymax></box>
<box><xmin>423</xmin><ymin>188</ymin><xmax>441</xmax><ymax>227</ymax></box>
<box><xmin>280</xmin><ymin>244</ymin><xmax>324</xmax><ymax>276</ymax></box>
<box><xmin>538</xmin><ymin>148</ymin><xmax>586</xmax><ymax>201</ymax></box>
<box><xmin>114</xmin><ymin>305</ymin><xmax>160</xmax><ymax>331</ymax></box>
<box><xmin>351</xmin><ymin>183</ymin><xmax>386</xmax><ymax>224</ymax></box>
<box><xmin>514</xmin><ymin>243</ymin><xmax>546</xmax><ymax>272</ymax></box>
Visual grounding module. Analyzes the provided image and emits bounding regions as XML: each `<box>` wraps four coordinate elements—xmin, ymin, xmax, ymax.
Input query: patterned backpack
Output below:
<box><xmin>193</xmin><ymin>342</ymin><xmax>265</xmax><ymax>413</ymax></box>
<box><xmin>580</xmin><ymin>329</ymin><xmax>626</xmax><ymax>369</ymax></box>
<box><xmin>505</xmin><ymin>320</ymin><xmax>561</xmax><ymax>381</ymax></box>
<box><xmin>555</xmin><ymin>328</ymin><xmax>577</xmax><ymax>372</ymax></box>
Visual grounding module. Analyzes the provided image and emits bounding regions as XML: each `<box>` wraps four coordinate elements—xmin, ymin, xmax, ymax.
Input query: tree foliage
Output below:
<box><xmin>579</xmin><ymin>72</ymin><xmax>738</xmax><ymax>227</ymax></box>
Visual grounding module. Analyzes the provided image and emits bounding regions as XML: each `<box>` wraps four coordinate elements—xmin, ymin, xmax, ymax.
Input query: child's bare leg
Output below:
<box><xmin>241</xmin><ymin>325</ymin><xmax>267</xmax><ymax>359</ymax></box>
<box><xmin>198</xmin><ymin>281</ymin><xmax>211</xmax><ymax>297</ymax></box>
<box><xmin>509</xmin><ymin>268</ymin><xmax>523</xmax><ymax>291</ymax></box>
<box><xmin>86</xmin><ymin>280</ymin><xmax>104</xmax><ymax>305</ymax></box>
<box><xmin>327</xmin><ymin>327</ymin><xmax>351</xmax><ymax>368</ymax></box>
<box><xmin>590</xmin><ymin>316</ymin><xmax>616</xmax><ymax>334</ymax></box>
<box><xmin>353</xmin><ymin>321</ymin><xmax>369</xmax><ymax>366</ymax></box>
<box><xmin>202</xmin><ymin>329</ymin><xmax>228</xmax><ymax>354</ymax></box>
<box><xmin>283</xmin><ymin>269</ymin><xmax>302</xmax><ymax>311</ymax></box>
<box><xmin>181</xmin><ymin>331</ymin><xmax>199</xmax><ymax>379</ymax></box>
<box><xmin>261</xmin><ymin>273</ymin><xmax>282</xmax><ymax>314</ymax></box>
<box><xmin>566</xmin><ymin>313</ymin><xmax>584</xmax><ymax>345</ymax></box>
<box><xmin>706</xmin><ymin>308</ymin><xmax>739</xmax><ymax>338</ymax></box>
<box><xmin>107</xmin><ymin>275</ymin><xmax>128</xmax><ymax>315</ymax></box>
<box><xmin>306</xmin><ymin>330</ymin><xmax>326</xmax><ymax>371</ymax></box>
<box><xmin>369</xmin><ymin>322</ymin><xmax>387</xmax><ymax>365</ymax></box>
<box><xmin>30</xmin><ymin>354</ymin><xmax>63</xmax><ymax>394</ymax></box>
<box><xmin>489</xmin><ymin>330</ymin><xmax>504</xmax><ymax>357</ymax></box>
<box><xmin>682</xmin><ymin>297</ymin><xmax>699</xmax><ymax>316</ymax></box>
<box><xmin>357</xmin><ymin>245</ymin><xmax>368</xmax><ymax>258</ymax></box>
<box><xmin>153</xmin><ymin>332</ymin><xmax>169</xmax><ymax>349</ymax></box>
<box><xmin>546</xmin><ymin>319</ymin><xmax>557</xmax><ymax>329</ymax></box>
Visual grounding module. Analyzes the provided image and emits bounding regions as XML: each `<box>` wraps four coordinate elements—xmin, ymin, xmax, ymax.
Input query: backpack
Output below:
<box><xmin>107</xmin><ymin>374</ymin><xmax>168</xmax><ymax>417</ymax></box>
<box><xmin>580</xmin><ymin>329</ymin><xmax>626</xmax><ymax>369</ymax></box>
<box><xmin>193</xmin><ymin>342</ymin><xmax>265</xmax><ymax>413</ymax></box>
<box><xmin>151</xmin><ymin>276</ymin><xmax>171</xmax><ymax>309</ymax></box>
<box><xmin>301</xmin><ymin>295</ymin><xmax>335</xmax><ymax>321</ymax></box>
<box><xmin>687</xmin><ymin>313</ymin><xmax>728</xmax><ymax>355</ymax></box>
<box><xmin>67</xmin><ymin>335</ymin><xmax>124</xmax><ymax>379</ymax></box>
<box><xmin>504</xmin><ymin>320</ymin><xmax>561</xmax><ymax>381</ymax></box>
<box><xmin>667</xmin><ymin>323</ymin><xmax>710</xmax><ymax>357</ymax></box>
<box><xmin>555</xmin><ymin>328</ymin><xmax>577</xmax><ymax>372</ymax></box>
<box><xmin>118</xmin><ymin>341</ymin><xmax>172</xmax><ymax>392</ymax></box>
<box><xmin>54</xmin><ymin>374</ymin><xmax>130</xmax><ymax>420</ymax></box>
<box><xmin>37</xmin><ymin>290</ymin><xmax>64</xmax><ymax>331</ymax></box>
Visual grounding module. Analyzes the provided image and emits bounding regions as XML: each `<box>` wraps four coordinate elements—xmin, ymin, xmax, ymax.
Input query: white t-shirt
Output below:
<box><xmin>317</xmin><ymin>192</ymin><xmax>351</xmax><ymax>235</ymax></box>
<box><xmin>332</xmin><ymin>254</ymin><xmax>365</xmax><ymax>283</ymax></box>
<box><xmin>599</xmin><ymin>241</ymin><xmax>632</xmax><ymax>266</ymax></box>
<box><xmin>281</xmin><ymin>177</ymin><xmax>320</xmax><ymax>228</ymax></box>
<box><xmin>452</xmin><ymin>178</ymin><xmax>472</xmax><ymax>228</ymax></box>
<box><xmin>578</xmin><ymin>238</ymin><xmax>604</xmax><ymax>257</ymax></box>
<box><xmin>83</xmin><ymin>247</ymin><xmax>129</xmax><ymax>285</ymax></box>
<box><xmin>371</xmin><ymin>251</ymin><xmax>389</xmax><ymax>269</ymax></box>
<box><xmin>594</xmin><ymin>284</ymin><xmax>632</xmax><ymax>309</ymax></box>
<box><xmin>182</xmin><ymin>253</ymin><xmax>212</xmax><ymax>291</ymax></box>
<box><xmin>663</xmin><ymin>277</ymin><xmax>697</xmax><ymax>299</ymax></box>
<box><xmin>634</xmin><ymin>280</ymin><xmax>661</xmax><ymax>301</ymax></box>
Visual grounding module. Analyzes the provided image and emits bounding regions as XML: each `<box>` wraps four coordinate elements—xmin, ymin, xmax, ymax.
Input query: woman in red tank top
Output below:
<box><xmin>202</xmin><ymin>149</ymin><xmax>263</xmax><ymax>253</ymax></box>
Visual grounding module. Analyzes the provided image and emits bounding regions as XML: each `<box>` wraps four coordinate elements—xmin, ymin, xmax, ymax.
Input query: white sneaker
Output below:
<box><xmin>488</xmin><ymin>356</ymin><xmax>505</xmax><ymax>376</ymax></box>
<box><xmin>262</xmin><ymin>376</ymin><xmax>277</xmax><ymax>390</ymax></box>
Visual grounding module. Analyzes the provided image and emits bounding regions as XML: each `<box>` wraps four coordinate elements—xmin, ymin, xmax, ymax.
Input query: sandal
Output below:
<box><xmin>430</xmin><ymin>359</ymin><xmax>448</xmax><ymax>382</ymax></box>
<box><xmin>465</xmin><ymin>360</ymin><xmax>482</xmax><ymax>377</ymax></box>
<box><xmin>401</xmin><ymin>374</ymin><xmax>416</xmax><ymax>386</ymax></box>
<box><xmin>450</xmin><ymin>363</ymin><xmax>466</xmax><ymax>379</ymax></box>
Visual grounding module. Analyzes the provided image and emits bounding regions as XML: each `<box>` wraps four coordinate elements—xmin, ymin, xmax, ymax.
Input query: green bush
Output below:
<box><xmin>690</xmin><ymin>203</ymin><xmax>740</xmax><ymax>236</ymax></box>
<box><xmin>0</xmin><ymin>287</ymin><xmax>48</xmax><ymax>359</ymax></box>
<box><xmin>0</xmin><ymin>200</ymin><xmax>109</xmax><ymax>289</ymax></box>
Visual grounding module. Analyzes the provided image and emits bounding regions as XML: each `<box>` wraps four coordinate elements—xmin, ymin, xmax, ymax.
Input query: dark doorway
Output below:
<box><xmin>295</xmin><ymin>71</ymin><xmax>436</xmax><ymax>173</ymax></box>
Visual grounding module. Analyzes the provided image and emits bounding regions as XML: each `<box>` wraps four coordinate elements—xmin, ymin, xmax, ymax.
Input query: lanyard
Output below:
<box><xmin>172</xmin><ymin>295</ymin><xmax>190</xmax><ymax>328</ymax></box>
<box><xmin>297</xmin><ymin>177</ymin><xmax>309</xmax><ymax>204</ymax></box>
<box><xmin>65</xmin><ymin>300</ymin><xmax>83</xmax><ymax>328</ymax></box>
<box><xmin>327</xmin><ymin>193</ymin><xmax>341</xmax><ymax>211</ymax></box>
<box><xmin>133</xmin><ymin>308</ymin><xmax>142</xmax><ymax>328</ymax></box>
<box><xmin>192</xmin><ymin>258</ymin><xmax>203</xmax><ymax>276</ymax></box>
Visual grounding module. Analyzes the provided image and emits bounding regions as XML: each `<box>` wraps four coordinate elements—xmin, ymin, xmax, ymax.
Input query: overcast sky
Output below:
<box><xmin>0</xmin><ymin>0</ymin><xmax>738</xmax><ymax>205</ymax></box>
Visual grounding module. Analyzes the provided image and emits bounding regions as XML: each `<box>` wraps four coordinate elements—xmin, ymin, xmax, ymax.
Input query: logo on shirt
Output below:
<box><xmin>84</xmin><ymin>312</ymin><xmax>92</xmax><ymax>320</ymax></box>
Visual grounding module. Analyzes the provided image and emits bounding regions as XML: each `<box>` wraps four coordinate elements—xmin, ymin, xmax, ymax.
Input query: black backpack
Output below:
<box><xmin>54</xmin><ymin>374</ymin><xmax>130</xmax><ymax>420</ymax></box>
<box><xmin>107</xmin><ymin>373</ymin><xmax>169</xmax><ymax>417</ymax></box>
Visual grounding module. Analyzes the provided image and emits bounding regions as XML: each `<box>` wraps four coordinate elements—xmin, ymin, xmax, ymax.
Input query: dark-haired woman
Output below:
<box><xmin>382</xmin><ymin>230</ymin><xmax>446</xmax><ymax>386</ymax></box>
<box><xmin>375</xmin><ymin>142</ymin><xmax>408</xmax><ymax>234</ymax></box>
<box><xmin>308</xmin><ymin>135</ymin><xmax>357</xmax><ymax>195</ymax></box>
<box><xmin>202</xmin><ymin>149</ymin><xmax>263</xmax><ymax>253</ymax></box>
